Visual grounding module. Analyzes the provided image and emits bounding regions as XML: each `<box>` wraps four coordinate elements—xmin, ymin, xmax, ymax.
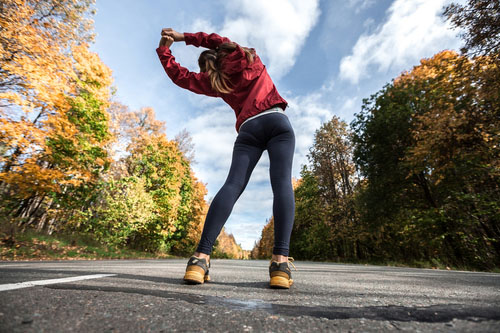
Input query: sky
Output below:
<box><xmin>91</xmin><ymin>0</ymin><xmax>464</xmax><ymax>251</ymax></box>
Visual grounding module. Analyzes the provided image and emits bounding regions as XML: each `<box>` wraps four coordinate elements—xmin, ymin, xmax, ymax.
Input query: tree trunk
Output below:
<box><xmin>415</xmin><ymin>172</ymin><xmax>437</xmax><ymax>208</ymax></box>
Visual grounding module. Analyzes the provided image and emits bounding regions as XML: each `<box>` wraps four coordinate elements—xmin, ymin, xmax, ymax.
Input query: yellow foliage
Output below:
<box><xmin>215</xmin><ymin>228</ymin><xmax>247</xmax><ymax>259</ymax></box>
<box><xmin>183</xmin><ymin>177</ymin><xmax>209</xmax><ymax>249</ymax></box>
<box><xmin>0</xmin><ymin>0</ymin><xmax>112</xmax><ymax>199</ymax></box>
<box><xmin>395</xmin><ymin>51</ymin><xmax>500</xmax><ymax>179</ymax></box>
<box><xmin>251</xmin><ymin>217</ymin><xmax>274</xmax><ymax>259</ymax></box>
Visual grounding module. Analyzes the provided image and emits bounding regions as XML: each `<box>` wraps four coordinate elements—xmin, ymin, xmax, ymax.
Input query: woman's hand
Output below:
<box><xmin>161</xmin><ymin>28</ymin><xmax>184</xmax><ymax>42</ymax></box>
<box><xmin>159</xmin><ymin>35</ymin><xmax>174</xmax><ymax>48</ymax></box>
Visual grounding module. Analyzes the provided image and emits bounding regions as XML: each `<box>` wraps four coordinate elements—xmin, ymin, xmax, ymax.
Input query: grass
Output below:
<box><xmin>0</xmin><ymin>229</ymin><xmax>179</xmax><ymax>261</ymax></box>
<box><xmin>2</xmin><ymin>230</ymin><xmax>498</xmax><ymax>272</ymax></box>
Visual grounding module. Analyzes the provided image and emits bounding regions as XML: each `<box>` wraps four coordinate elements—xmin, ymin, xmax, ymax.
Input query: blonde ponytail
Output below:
<box><xmin>198</xmin><ymin>42</ymin><xmax>255</xmax><ymax>94</ymax></box>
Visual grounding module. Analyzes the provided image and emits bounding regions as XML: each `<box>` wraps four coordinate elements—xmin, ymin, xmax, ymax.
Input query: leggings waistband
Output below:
<box><xmin>239</xmin><ymin>106</ymin><xmax>286</xmax><ymax>131</ymax></box>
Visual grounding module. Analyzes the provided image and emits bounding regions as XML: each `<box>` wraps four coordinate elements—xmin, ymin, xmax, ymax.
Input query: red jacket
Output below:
<box><xmin>156</xmin><ymin>32</ymin><xmax>288</xmax><ymax>132</ymax></box>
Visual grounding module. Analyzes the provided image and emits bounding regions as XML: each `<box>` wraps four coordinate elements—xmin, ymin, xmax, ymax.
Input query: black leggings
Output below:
<box><xmin>196</xmin><ymin>112</ymin><xmax>295</xmax><ymax>256</ymax></box>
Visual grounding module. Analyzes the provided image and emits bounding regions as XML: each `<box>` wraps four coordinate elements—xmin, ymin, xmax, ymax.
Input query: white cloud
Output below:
<box><xmin>363</xmin><ymin>17</ymin><xmax>376</xmax><ymax>30</ymax></box>
<box><xmin>284</xmin><ymin>91</ymin><xmax>336</xmax><ymax>178</ymax></box>
<box><xmin>224</xmin><ymin>219</ymin><xmax>269</xmax><ymax>250</ymax></box>
<box><xmin>347</xmin><ymin>0</ymin><xmax>376</xmax><ymax>13</ymax></box>
<box><xmin>186</xmin><ymin>88</ymin><xmax>335</xmax><ymax>250</ymax></box>
<box><xmin>339</xmin><ymin>0</ymin><xmax>461</xmax><ymax>84</ymax></box>
<box><xmin>181</xmin><ymin>0</ymin><xmax>323</xmax><ymax>250</ymax></box>
<box><xmin>191</xmin><ymin>0</ymin><xmax>320</xmax><ymax>80</ymax></box>
<box><xmin>191</xmin><ymin>18</ymin><xmax>217</xmax><ymax>34</ymax></box>
<box><xmin>187</xmin><ymin>107</ymin><xmax>235</xmax><ymax>188</ymax></box>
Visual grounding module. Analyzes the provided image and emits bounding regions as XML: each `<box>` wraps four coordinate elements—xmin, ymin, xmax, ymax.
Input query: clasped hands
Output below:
<box><xmin>159</xmin><ymin>28</ymin><xmax>184</xmax><ymax>48</ymax></box>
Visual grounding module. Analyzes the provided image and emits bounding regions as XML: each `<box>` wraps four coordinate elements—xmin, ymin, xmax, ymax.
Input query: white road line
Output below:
<box><xmin>0</xmin><ymin>274</ymin><xmax>116</xmax><ymax>292</ymax></box>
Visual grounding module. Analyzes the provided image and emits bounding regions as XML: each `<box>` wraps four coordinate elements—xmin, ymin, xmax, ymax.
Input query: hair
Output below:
<box><xmin>198</xmin><ymin>42</ymin><xmax>254</xmax><ymax>94</ymax></box>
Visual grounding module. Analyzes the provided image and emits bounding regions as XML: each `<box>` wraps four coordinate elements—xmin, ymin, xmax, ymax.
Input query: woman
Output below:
<box><xmin>157</xmin><ymin>28</ymin><xmax>296</xmax><ymax>289</ymax></box>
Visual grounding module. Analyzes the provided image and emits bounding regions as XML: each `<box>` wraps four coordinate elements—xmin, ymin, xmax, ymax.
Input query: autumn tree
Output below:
<box><xmin>251</xmin><ymin>217</ymin><xmax>275</xmax><ymax>259</ymax></box>
<box><xmin>0</xmin><ymin>0</ymin><xmax>95</xmax><ymax>179</ymax></box>
<box><xmin>212</xmin><ymin>228</ymin><xmax>245</xmax><ymax>259</ymax></box>
<box><xmin>0</xmin><ymin>0</ymin><xmax>227</xmax><ymax>260</ymax></box>
<box><xmin>174</xmin><ymin>129</ymin><xmax>196</xmax><ymax>163</ymax></box>
<box><xmin>288</xmin><ymin>169</ymin><xmax>332</xmax><ymax>260</ymax></box>
<box><xmin>287</xmin><ymin>117</ymin><xmax>362</xmax><ymax>261</ymax></box>
<box><xmin>308</xmin><ymin>117</ymin><xmax>361</xmax><ymax>257</ymax></box>
<box><xmin>0</xmin><ymin>0</ymin><xmax>115</xmax><ymax>233</ymax></box>
<box><xmin>352</xmin><ymin>50</ymin><xmax>499</xmax><ymax>269</ymax></box>
<box><xmin>398</xmin><ymin>51</ymin><xmax>500</xmax><ymax>266</ymax></box>
<box><xmin>105</xmin><ymin>104</ymin><xmax>166</xmax><ymax>178</ymax></box>
<box><xmin>444</xmin><ymin>0</ymin><xmax>500</xmax><ymax>59</ymax></box>
<box><xmin>84</xmin><ymin>177</ymin><xmax>156</xmax><ymax>247</ymax></box>
<box><xmin>78</xmin><ymin>105</ymin><xmax>211</xmax><ymax>254</ymax></box>
<box><xmin>0</xmin><ymin>0</ymin><xmax>94</xmax><ymax>104</ymax></box>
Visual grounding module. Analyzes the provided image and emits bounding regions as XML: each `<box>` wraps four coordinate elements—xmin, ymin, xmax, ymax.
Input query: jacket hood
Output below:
<box><xmin>221</xmin><ymin>46</ymin><xmax>261</xmax><ymax>75</ymax></box>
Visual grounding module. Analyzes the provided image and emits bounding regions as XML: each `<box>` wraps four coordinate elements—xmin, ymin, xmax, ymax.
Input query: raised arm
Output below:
<box><xmin>184</xmin><ymin>32</ymin><xmax>232</xmax><ymax>49</ymax></box>
<box><xmin>162</xmin><ymin>28</ymin><xmax>232</xmax><ymax>49</ymax></box>
<box><xmin>156</xmin><ymin>45</ymin><xmax>218</xmax><ymax>97</ymax></box>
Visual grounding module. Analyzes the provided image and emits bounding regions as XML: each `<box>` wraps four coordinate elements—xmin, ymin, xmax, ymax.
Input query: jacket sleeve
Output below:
<box><xmin>184</xmin><ymin>32</ymin><xmax>232</xmax><ymax>49</ymax></box>
<box><xmin>156</xmin><ymin>46</ymin><xmax>218</xmax><ymax>97</ymax></box>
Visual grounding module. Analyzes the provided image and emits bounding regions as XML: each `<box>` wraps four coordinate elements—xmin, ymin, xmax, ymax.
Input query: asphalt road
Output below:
<box><xmin>0</xmin><ymin>259</ymin><xmax>499</xmax><ymax>332</ymax></box>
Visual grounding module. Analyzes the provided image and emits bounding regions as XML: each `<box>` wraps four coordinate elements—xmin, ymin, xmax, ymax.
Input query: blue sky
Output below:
<box><xmin>91</xmin><ymin>0</ymin><xmax>463</xmax><ymax>250</ymax></box>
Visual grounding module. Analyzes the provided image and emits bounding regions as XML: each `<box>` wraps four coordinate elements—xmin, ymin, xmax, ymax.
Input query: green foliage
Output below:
<box><xmin>351</xmin><ymin>51</ymin><xmax>499</xmax><ymax>270</ymax></box>
<box><xmin>444</xmin><ymin>0</ymin><xmax>500</xmax><ymax>58</ymax></box>
<box><xmin>0</xmin><ymin>228</ymin><xmax>175</xmax><ymax>261</ymax></box>
<box><xmin>252</xmin><ymin>218</ymin><xmax>275</xmax><ymax>259</ymax></box>
<box><xmin>124</xmin><ymin>135</ymin><xmax>196</xmax><ymax>252</ymax></box>
<box><xmin>277</xmin><ymin>50</ymin><xmax>500</xmax><ymax>271</ymax></box>
<box><xmin>0</xmin><ymin>0</ymin><xmax>214</xmax><ymax>260</ymax></box>
<box><xmin>290</xmin><ymin>167</ymin><xmax>330</xmax><ymax>260</ymax></box>
<box><xmin>290</xmin><ymin>116</ymin><xmax>363</xmax><ymax>262</ymax></box>
<box><xmin>351</xmin><ymin>83</ymin><xmax>418</xmax><ymax>223</ymax></box>
<box><xmin>77</xmin><ymin>177</ymin><xmax>155</xmax><ymax>247</ymax></box>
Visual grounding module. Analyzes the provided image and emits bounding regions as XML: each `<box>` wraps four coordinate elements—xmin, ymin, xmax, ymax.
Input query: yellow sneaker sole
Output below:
<box><xmin>270</xmin><ymin>275</ymin><xmax>293</xmax><ymax>289</ymax></box>
<box><xmin>183</xmin><ymin>270</ymin><xmax>210</xmax><ymax>284</ymax></box>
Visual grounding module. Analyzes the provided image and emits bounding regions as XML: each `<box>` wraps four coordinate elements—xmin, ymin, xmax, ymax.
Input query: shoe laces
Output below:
<box><xmin>270</xmin><ymin>257</ymin><xmax>297</xmax><ymax>271</ymax></box>
<box><xmin>288</xmin><ymin>257</ymin><xmax>297</xmax><ymax>271</ymax></box>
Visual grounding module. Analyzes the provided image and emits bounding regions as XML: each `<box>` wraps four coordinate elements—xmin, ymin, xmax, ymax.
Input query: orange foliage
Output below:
<box><xmin>251</xmin><ymin>217</ymin><xmax>274</xmax><ymax>259</ymax></box>
<box><xmin>215</xmin><ymin>228</ymin><xmax>247</xmax><ymax>259</ymax></box>
<box><xmin>1</xmin><ymin>43</ymin><xmax>113</xmax><ymax>198</ymax></box>
<box><xmin>1</xmin><ymin>0</ymin><xmax>110</xmax><ymax>199</ymax></box>
<box><xmin>395</xmin><ymin>51</ymin><xmax>499</xmax><ymax>180</ymax></box>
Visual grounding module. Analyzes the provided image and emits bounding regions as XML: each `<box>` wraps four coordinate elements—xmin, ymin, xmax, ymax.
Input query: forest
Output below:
<box><xmin>252</xmin><ymin>0</ymin><xmax>499</xmax><ymax>271</ymax></box>
<box><xmin>1</xmin><ymin>1</ymin><xmax>498</xmax><ymax>269</ymax></box>
<box><xmin>0</xmin><ymin>0</ymin><xmax>245</xmax><ymax>259</ymax></box>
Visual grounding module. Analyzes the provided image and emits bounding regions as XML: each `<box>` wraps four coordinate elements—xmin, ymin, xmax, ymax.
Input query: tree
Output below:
<box><xmin>174</xmin><ymin>129</ymin><xmax>196</xmax><ymax>163</ymax></box>
<box><xmin>352</xmin><ymin>50</ymin><xmax>500</xmax><ymax>269</ymax></box>
<box><xmin>0</xmin><ymin>0</ymin><xmax>113</xmax><ymax>234</ymax></box>
<box><xmin>0</xmin><ymin>0</ymin><xmax>96</xmax><ymax>182</ymax></box>
<box><xmin>252</xmin><ymin>217</ymin><xmax>275</xmax><ymax>259</ymax></box>
<box><xmin>308</xmin><ymin>117</ymin><xmax>358</xmax><ymax>231</ymax></box>
<box><xmin>286</xmin><ymin>115</ymin><xmax>364</xmax><ymax>262</ymax></box>
<box><xmin>212</xmin><ymin>228</ymin><xmax>245</xmax><ymax>259</ymax></box>
<box><xmin>73</xmin><ymin>104</ymin><xmax>211</xmax><ymax>254</ymax></box>
<box><xmin>0</xmin><ymin>0</ymin><xmax>94</xmax><ymax>103</ymax></box>
<box><xmin>289</xmin><ymin>168</ymin><xmax>331</xmax><ymax>260</ymax></box>
<box><xmin>106</xmin><ymin>104</ymin><xmax>166</xmax><ymax>178</ymax></box>
<box><xmin>83</xmin><ymin>177</ymin><xmax>156</xmax><ymax>247</ymax></box>
<box><xmin>0</xmin><ymin>1</ymin><xmax>214</xmax><ymax>259</ymax></box>
<box><xmin>121</xmin><ymin>132</ymin><xmax>191</xmax><ymax>252</ymax></box>
<box><xmin>444</xmin><ymin>0</ymin><xmax>500</xmax><ymax>59</ymax></box>
<box><xmin>398</xmin><ymin>50</ymin><xmax>500</xmax><ymax>267</ymax></box>
<box><xmin>171</xmin><ymin>177</ymin><xmax>208</xmax><ymax>255</ymax></box>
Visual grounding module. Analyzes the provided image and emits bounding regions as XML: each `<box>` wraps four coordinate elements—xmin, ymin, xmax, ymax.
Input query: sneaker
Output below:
<box><xmin>183</xmin><ymin>256</ymin><xmax>210</xmax><ymax>284</ymax></box>
<box><xmin>269</xmin><ymin>257</ymin><xmax>296</xmax><ymax>289</ymax></box>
